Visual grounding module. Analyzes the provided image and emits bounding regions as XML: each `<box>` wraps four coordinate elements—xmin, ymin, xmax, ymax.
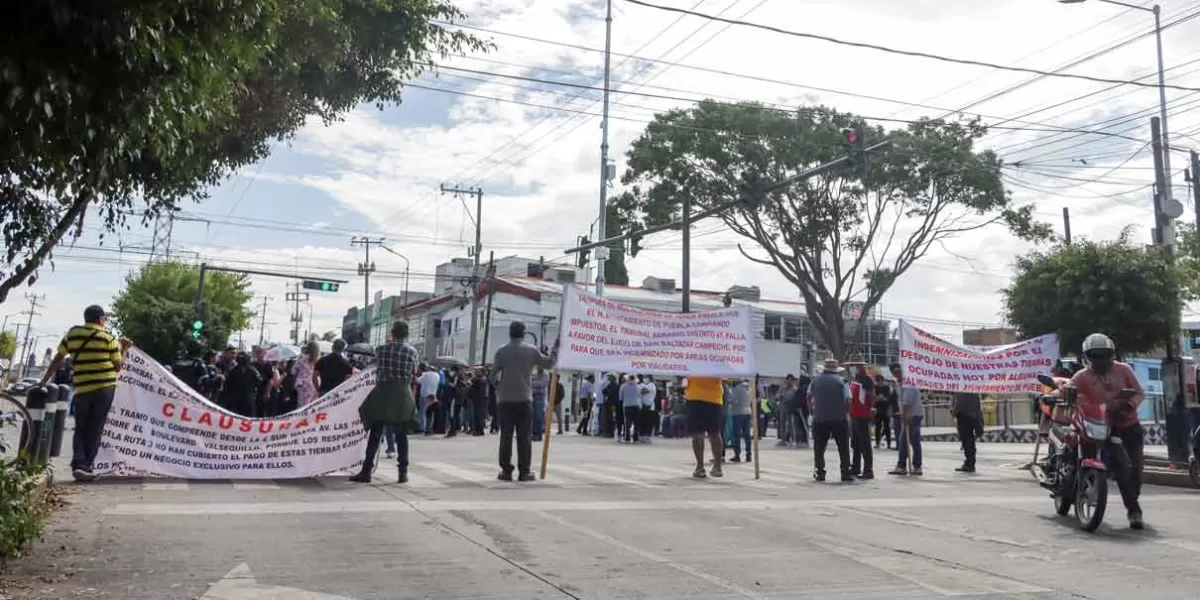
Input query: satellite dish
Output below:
<box><xmin>1163</xmin><ymin>198</ymin><xmax>1185</xmax><ymax>219</ymax></box>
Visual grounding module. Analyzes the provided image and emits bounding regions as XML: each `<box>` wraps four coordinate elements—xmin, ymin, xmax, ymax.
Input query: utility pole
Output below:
<box><xmin>440</xmin><ymin>184</ymin><xmax>485</xmax><ymax>365</ymax></box>
<box><xmin>350</xmin><ymin>237</ymin><xmax>383</xmax><ymax>312</ymax></box>
<box><xmin>596</xmin><ymin>0</ymin><xmax>615</xmax><ymax>301</ymax></box>
<box><xmin>1151</xmin><ymin>116</ymin><xmax>1189</xmax><ymax>462</ymax></box>
<box><xmin>285</xmin><ymin>283</ymin><xmax>309</xmax><ymax>346</ymax></box>
<box><xmin>1062</xmin><ymin>207</ymin><xmax>1072</xmax><ymax>245</ymax></box>
<box><xmin>681</xmin><ymin>194</ymin><xmax>692</xmax><ymax>313</ymax></box>
<box><xmin>18</xmin><ymin>294</ymin><xmax>44</xmax><ymax>378</ymax></box>
<box><xmin>479</xmin><ymin>251</ymin><xmax>497</xmax><ymax>365</ymax></box>
<box><xmin>256</xmin><ymin>295</ymin><xmax>272</xmax><ymax>347</ymax></box>
<box><xmin>1192</xmin><ymin>150</ymin><xmax>1200</xmax><ymax>257</ymax></box>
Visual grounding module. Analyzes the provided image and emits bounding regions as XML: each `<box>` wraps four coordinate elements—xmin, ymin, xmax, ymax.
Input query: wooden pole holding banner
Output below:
<box><xmin>539</xmin><ymin>371</ymin><xmax>560</xmax><ymax>480</ymax></box>
<box><xmin>750</xmin><ymin>376</ymin><xmax>760</xmax><ymax>479</ymax></box>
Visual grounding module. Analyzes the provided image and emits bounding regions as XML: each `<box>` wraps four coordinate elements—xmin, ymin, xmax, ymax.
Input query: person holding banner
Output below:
<box><xmin>685</xmin><ymin>376</ymin><xmax>725</xmax><ymax>479</ymax></box>
<box><xmin>352</xmin><ymin>321</ymin><xmax>419</xmax><ymax>484</ymax></box>
<box><xmin>492</xmin><ymin>321</ymin><xmax>556</xmax><ymax>482</ymax></box>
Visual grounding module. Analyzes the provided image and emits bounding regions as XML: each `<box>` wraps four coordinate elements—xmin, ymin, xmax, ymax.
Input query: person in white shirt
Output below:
<box><xmin>638</xmin><ymin>375</ymin><xmax>656</xmax><ymax>443</ymax></box>
<box><xmin>417</xmin><ymin>366</ymin><xmax>441</xmax><ymax>436</ymax></box>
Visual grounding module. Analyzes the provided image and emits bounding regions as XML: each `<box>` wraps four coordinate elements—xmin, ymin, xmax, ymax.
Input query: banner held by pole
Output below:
<box><xmin>750</xmin><ymin>376</ymin><xmax>761</xmax><ymax>480</ymax></box>
<box><xmin>539</xmin><ymin>371</ymin><xmax>559</xmax><ymax>480</ymax></box>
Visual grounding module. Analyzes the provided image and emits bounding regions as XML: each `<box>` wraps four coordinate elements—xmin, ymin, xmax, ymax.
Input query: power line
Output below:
<box><xmin>622</xmin><ymin>0</ymin><xmax>1200</xmax><ymax>91</ymax></box>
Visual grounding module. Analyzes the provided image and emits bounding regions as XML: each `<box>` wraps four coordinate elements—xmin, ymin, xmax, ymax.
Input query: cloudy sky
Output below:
<box><xmin>11</xmin><ymin>0</ymin><xmax>1200</xmax><ymax>353</ymax></box>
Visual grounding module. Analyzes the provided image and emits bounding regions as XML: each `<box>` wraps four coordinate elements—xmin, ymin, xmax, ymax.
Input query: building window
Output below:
<box><xmin>1149</xmin><ymin>367</ymin><xmax>1161</xmax><ymax>381</ymax></box>
<box><xmin>783</xmin><ymin>317</ymin><xmax>804</xmax><ymax>344</ymax></box>
<box><xmin>764</xmin><ymin>314</ymin><xmax>782</xmax><ymax>341</ymax></box>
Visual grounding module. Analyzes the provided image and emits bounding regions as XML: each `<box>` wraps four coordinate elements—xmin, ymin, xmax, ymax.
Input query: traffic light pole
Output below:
<box><xmin>439</xmin><ymin>185</ymin><xmax>485</xmax><ymax>365</ymax></box>
<box><xmin>192</xmin><ymin>263</ymin><xmax>347</xmax><ymax>342</ymax></box>
<box><xmin>682</xmin><ymin>194</ymin><xmax>691</xmax><ymax>314</ymax></box>
<box><xmin>351</xmin><ymin>237</ymin><xmax>383</xmax><ymax>315</ymax></box>
<box><xmin>1151</xmin><ymin>117</ymin><xmax>1188</xmax><ymax>463</ymax></box>
<box><xmin>565</xmin><ymin>140</ymin><xmax>891</xmax><ymax>257</ymax></box>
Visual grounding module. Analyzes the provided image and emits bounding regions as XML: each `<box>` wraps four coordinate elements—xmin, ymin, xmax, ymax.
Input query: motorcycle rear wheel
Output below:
<box><xmin>1075</xmin><ymin>468</ymin><xmax>1107</xmax><ymax>533</ymax></box>
<box><xmin>1189</xmin><ymin>457</ymin><xmax>1200</xmax><ymax>489</ymax></box>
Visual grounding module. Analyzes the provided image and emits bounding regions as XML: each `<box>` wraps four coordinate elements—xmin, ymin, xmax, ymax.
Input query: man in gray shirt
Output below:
<box><xmin>492</xmin><ymin>321</ymin><xmax>556</xmax><ymax>481</ymax></box>
<box><xmin>952</xmin><ymin>392</ymin><xmax>983</xmax><ymax>473</ymax></box>
<box><xmin>807</xmin><ymin>359</ymin><xmax>852</xmax><ymax>482</ymax></box>
<box><xmin>890</xmin><ymin>368</ymin><xmax>924</xmax><ymax>476</ymax></box>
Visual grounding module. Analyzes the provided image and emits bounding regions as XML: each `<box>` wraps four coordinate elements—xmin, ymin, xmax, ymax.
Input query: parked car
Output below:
<box><xmin>7</xmin><ymin>378</ymin><xmax>38</xmax><ymax>395</ymax></box>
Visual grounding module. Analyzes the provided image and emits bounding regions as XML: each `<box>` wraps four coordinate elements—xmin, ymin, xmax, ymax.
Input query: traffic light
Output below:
<box><xmin>191</xmin><ymin>319</ymin><xmax>203</xmax><ymax>340</ymax></box>
<box><xmin>629</xmin><ymin>232</ymin><xmax>643</xmax><ymax>258</ymax></box>
<box><xmin>302</xmin><ymin>280</ymin><xmax>340</xmax><ymax>292</ymax></box>
<box><xmin>842</xmin><ymin>124</ymin><xmax>866</xmax><ymax>176</ymax></box>
<box><xmin>576</xmin><ymin>236</ymin><xmax>591</xmax><ymax>269</ymax></box>
<box><xmin>738</xmin><ymin>171</ymin><xmax>763</xmax><ymax>208</ymax></box>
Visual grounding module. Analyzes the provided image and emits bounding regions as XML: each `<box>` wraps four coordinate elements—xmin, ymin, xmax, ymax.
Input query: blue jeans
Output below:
<box><xmin>731</xmin><ymin>414</ymin><xmax>752</xmax><ymax>456</ymax></box>
<box><xmin>897</xmin><ymin>416</ymin><xmax>923</xmax><ymax>469</ymax></box>
<box><xmin>416</xmin><ymin>395</ymin><xmax>428</xmax><ymax>432</ymax></box>
<box><xmin>532</xmin><ymin>398</ymin><xmax>546</xmax><ymax>439</ymax></box>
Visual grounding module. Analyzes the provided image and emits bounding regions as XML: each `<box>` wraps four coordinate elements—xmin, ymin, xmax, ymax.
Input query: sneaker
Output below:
<box><xmin>497</xmin><ymin>471</ymin><xmax>514</xmax><ymax>482</ymax></box>
<box><xmin>955</xmin><ymin>465</ymin><xmax>975</xmax><ymax>473</ymax></box>
<box><xmin>384</xmin><ymin>451</ymin><xmax>395</xmax><ymax>459</ymax></box>
<box><xmin>730</xmin><ymin>455</ymin><xmax>742</xmax><ymax>463</ymax></box>
<box><xmin>710</xmin><ymin>465</ymin><xmax>723</xmax><ymax>478</ymax></box>
<box><xmin>814</xmin><ymin>470</ymin><xmax>826</xmax><ymax>482</ymax></box>
<box><xmin>518</xmin><ymin>472</ymin><xmax>536</xmax><ymax>482</ymax></box>
<box><xmin>840</xmin><ymin>472</ymin><xmax>855</xmax><ymax>483</ymax></box>
<box><xmin>397</xmin><ymin>470</ymin><xmax>408</xmax><ymax>484</ymax></box>
<box><xmin>349</xmin><ymin>472</ymin><xmax>371</xmax><ymax>483</ymax></box>
<box><xmin>1129</xmin><ymin>511</ymin><xmax>1144</xmax><ymax>530</ymax></box>
<box><xmin>444</xmin><ymin>431</ymin><xmax>457</xmax><ymax>438</ymax></box>
<box><xmin>910</xmin><ymin>468</ymin><xmax>924</xmax><ymax>476</ymax></box>
<box><xmin>775</xmin><ymin>440</ymin><xmax>791</xmax><ymax>447</ymax></box>
<box><xmin>888</xmin><ymin>466</ymin><xmax>907</xmax><ymax>476</ymax></box>
<box><xmin>859</xmin><ymin>470</ymin><xmax>875</xmax><ymax>480</ymax></box>
<box><xmin>72</xmin><ymin>468</ymin><xmax>97</xmax><ymax>482</ymax></box>
<box><xmin>693</xmin><ymin>466</ymin><xmax>707</xmax><ymax>479</ymax></box>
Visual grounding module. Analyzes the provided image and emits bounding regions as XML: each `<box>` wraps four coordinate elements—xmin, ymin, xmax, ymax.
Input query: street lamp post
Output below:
<box><xmin>1060</xmin><ymin>1</ymin><xmax>1172</xmax><ymax>207</ymax></box>
<box><xmin>379</xmin><ymin>245</ymin><xmax>411</xmax><ymax>317</ymax></box>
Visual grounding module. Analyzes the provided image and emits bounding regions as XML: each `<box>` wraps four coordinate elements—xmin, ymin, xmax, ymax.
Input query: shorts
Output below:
<box><xmin>686</xmin><ymin>401</ymin><xmax>723</xmax><ymax>435</ymax></box>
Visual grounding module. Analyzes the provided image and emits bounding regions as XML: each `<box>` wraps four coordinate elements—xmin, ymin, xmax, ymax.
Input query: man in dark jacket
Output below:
<box><xmin>952</xmin><ymin>391</ymin><xmax>984</xmax><ymax>473</ymax></box>
<box><xmin>469</xmin><ymin>366</ymin><xmax>489</xmax><ymax>436</ymax></box>
<box><xmin>219</xmin><ymin>353</ymin><xmax>261</xmax><ymax>417</ymax></box>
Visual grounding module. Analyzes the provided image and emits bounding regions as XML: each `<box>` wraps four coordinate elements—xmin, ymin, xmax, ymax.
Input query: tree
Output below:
<box><xmin>321</xmin><ymin>330</ymin><xmax>339</xmax><ymax>342</ymax></box>
<box><xmin>0</xmin><ymin>1</ymin><xmax>487</xmax><ymax>302</ymax></box>
<box><xmin>613</xmin><ymin>101</ymin><xmax>1048</xmax><ymax>358</ymax></box>
<box><xmin>604</xmin><ymin>203</ymin><xmax>631</xmax><ymax>287</ymax></box>
<box><xmin>1003</xmin><ymin>230</ymin><xmax>1185</xmax><ymax>357</ymax></box>
<box><xmin>0</xmin><ymin>331</ymin><xmax>14</xmax><ymax>362</ymax></box>
<box><xmin>111</xmin><ymin>261</ymin><xmax>253</xmax><ymax>363</ymax></box>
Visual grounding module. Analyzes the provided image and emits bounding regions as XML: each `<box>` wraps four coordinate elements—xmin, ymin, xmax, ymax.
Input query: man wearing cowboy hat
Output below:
<box><xmin>807</xmin><ymin>358</ymin><xmax>853</xmax><ymax>482</ymax></box>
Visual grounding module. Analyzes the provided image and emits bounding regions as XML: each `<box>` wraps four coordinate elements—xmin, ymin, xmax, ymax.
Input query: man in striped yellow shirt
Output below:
<box><xmin>40</xmin><ymin>305</ymin><xmax>125</xmax><ymax>481</ymax></box>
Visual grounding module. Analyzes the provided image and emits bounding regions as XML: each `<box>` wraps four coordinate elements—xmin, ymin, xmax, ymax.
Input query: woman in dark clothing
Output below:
<box><xmin>469</xmin><ymin>367</ymin><xmax>489</xmax><ymax>436</ymax></box>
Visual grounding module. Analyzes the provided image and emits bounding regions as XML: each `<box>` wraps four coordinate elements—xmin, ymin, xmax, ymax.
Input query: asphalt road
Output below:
<box><xmin>7</xmin><ymin>433</ymin><xmax>1200</xmax><ymax>599</ymax></box>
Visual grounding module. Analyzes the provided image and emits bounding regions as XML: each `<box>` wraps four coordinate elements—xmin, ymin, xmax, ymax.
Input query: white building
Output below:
<box><xmin>400</xmin><ymin>262</ymin><xmax>894</xmax><ymax>381</ymax></box>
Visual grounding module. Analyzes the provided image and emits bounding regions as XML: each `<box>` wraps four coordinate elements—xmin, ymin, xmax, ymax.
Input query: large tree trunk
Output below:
<box><xmin>0</xmin><ymin>194</ymin><xmax>92</xmax><ymax>304</ymax></box>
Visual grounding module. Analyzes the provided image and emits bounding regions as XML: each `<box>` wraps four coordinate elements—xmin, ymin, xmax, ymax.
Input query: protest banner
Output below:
<box><xmin>93</xmin><ymin>348</ymin><xmax>371</xmax><ymax>479</ymax></box>
<box><xmin>554</xmin><ymin>284</ymin><xmax>755</xmax><ymax>377</ymax></box>
<box><xmin>897</xmin><ymin>320</ymin><xmax>1058</xmax><ymax>394</ymax></box>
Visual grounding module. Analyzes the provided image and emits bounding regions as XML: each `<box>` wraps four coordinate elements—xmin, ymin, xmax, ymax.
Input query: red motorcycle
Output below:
<box><xmin>1032</xmin><ymin>374</ymin><xmax>1134</xmax><ymax>532</ymax></box>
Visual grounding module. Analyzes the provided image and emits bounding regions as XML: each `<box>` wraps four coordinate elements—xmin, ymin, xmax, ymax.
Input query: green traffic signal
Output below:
<box><xmin>192</xmin><ymin>320</ymin><xmax>203</xmax><ymax>330</ymax></box>
<box><xmin>191</xmin><ymin>330</ymin><xmax>202</xmax><ymax>339</ymax></box>
<box><xmin>303</xmin><ymin>280</ymin><xmax>340</xmax><ymax>292</ymax></box>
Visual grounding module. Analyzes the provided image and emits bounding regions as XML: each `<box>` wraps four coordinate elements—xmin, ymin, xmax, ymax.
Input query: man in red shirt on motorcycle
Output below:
<box><xmin>1069</xmin><ymin>333</ymin><xmax>1146</xmax><ymax>530</ymax></box>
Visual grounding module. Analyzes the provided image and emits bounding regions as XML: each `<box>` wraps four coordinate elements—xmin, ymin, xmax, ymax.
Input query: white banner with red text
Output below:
<box><xmin>898</xmin><ymin>320</ymin><xmax>1058</xmax><ymax>394</ymax></box>
<box><xmin>93</xmin><ymin>348</ymin><xmax>371</xmax><ymax>479</ymax></box>
<box><xmin>555</xmin><ymin>284</ymin><xmax>756</xmax><ymax>377</ymax></box>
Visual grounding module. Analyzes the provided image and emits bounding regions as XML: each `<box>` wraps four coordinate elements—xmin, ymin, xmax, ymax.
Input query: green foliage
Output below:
<box><xmin>1173</xmin><ymin>222</ymin><xmax>1200</xmax><ymax>299</ymax></box>
<box><xmin>613</xmin><ymin>101</ymin><xmax>1049</xmax><ymax>358</ymax></box>
<box><xmin>0</xmin><ymin>455</ymin><xmax>51</xmax><ymax>565</ymax></box>
<box><xmin>111</xmin><ymin>261</ymin><xmax>253</xmax><ymax>363</ymax></box>
<box><xmin>605</xmin><ymin>203</ymin><xmax>631</xmax><ymax>287</ymax></box>
<box><xmin>0</xmin><ymin>332</ymin><xmax>14</xmax><ymax>362</ymax></box>
<box><xmin>0</xmin><ymin>0</ymin><xmax>488</xmax><ymax>302</ymax></box>
<box><xmin>1003</xmin><ymin>231</ymin><xmax>1183</xmax><ymax>357</ymax></box>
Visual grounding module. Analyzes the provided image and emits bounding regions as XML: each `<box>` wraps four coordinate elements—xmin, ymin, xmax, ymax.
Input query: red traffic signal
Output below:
<box><xmin>842</xmin><ymin>127</ymin><xmax>858</xmax><ymax>144</ymax></box>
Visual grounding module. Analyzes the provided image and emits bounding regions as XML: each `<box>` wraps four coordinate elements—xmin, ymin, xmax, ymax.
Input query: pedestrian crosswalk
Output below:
<box><xmin>121</xmin><ymin>457</ymin><xmax>1020</xmax><ymax>493</ymax></box>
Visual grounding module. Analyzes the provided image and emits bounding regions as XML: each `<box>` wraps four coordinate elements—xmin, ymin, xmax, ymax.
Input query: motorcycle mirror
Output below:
<box><xmin>1117</xmin><ymin>388</ymin><xmax>1136</xmax><ymax>400</ymax></box>
<box><xmin>1036</xmin><ymin>374</ymin><xmax>1057</xmax><ymax>389</ymax></box>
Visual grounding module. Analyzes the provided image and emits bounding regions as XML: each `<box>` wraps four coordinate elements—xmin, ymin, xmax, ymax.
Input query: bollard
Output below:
<box><xmin>37</xmin><ymin>384</ymin><xmax>59</xmax><ymax>463</ymax></box>
<box><xmin>24</xmin><ymin>385</ymin><xmax>48</xmax><ymax>458</ymax></box>
<box><xmin>48</xmin><ymin>383</ymin><xmax>69</xmax><ymax>458</ymax></box>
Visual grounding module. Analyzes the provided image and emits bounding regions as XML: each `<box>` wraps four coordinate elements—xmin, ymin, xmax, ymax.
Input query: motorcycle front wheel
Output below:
<box><xmin>1075</xmin><ymin>468</ymin><xmax>1107</xmax><ymax>533</ymax></box>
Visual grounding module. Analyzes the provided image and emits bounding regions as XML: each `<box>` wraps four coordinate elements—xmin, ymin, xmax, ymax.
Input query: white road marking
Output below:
<box><xmin>104</xmin><ymin>495</ymin><xmax>1059</xmax><ymax>516</ymax></box>
<box><xmin>536</xmin><ymin>511</ymin><xmax>768</xmax><ymax>599</ymax></box>
<box><xmin>419</xmin><ymin>461</ymin><xmax>504</xmax><ymax>488</ymax></box>
<box><xmin>469</xmin><ymin>463</ymin><xmax>594</xmax><ymax>487</ymax></box>
<box><xmin>548</xmin><ymin>464</ymin><xmax>660</xmax><ymax>488</ymax></box>
<box><xmin>401</xmin><ymin>472</ymin><xmax>449</xmax><ymax>489</ymax></box>
<box><xmin>201</xmin><ymin>562</ymin><xmax>355</xmax><ymax>599</ymax></box>
<box><xmin>632</xmin><ymin>464</ymin><xmax>786</xmax><ymax>489</ymax></box>
<box><xmin>231</xmin><ymin>481</ymin><xmax>282</xmax><ymax>491</ymax></box>
<box><xmin>142</xmin><ymin>481</ymin><xmax>190</xmax><ymax>491</ymax></box>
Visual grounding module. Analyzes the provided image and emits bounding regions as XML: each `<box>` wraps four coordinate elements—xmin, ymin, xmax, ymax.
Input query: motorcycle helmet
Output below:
<box><xmin>1081</xmin><ymin>333</ymin><xmax>1116</xmax><ymax>362</ymax></box>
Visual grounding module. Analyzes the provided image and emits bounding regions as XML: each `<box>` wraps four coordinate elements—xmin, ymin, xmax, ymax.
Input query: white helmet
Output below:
<box><xmin>1081</xmin><ymin>333</ymin><xmax>1115</xmax><ymax>356</ymax></box>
